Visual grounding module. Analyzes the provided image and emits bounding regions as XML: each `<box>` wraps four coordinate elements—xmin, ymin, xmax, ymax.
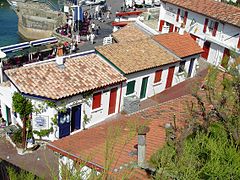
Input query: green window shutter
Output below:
<box><xmin>126</xmin><ymin>81</ymin><xmax>135</xmax><ymax>95</ymax></box>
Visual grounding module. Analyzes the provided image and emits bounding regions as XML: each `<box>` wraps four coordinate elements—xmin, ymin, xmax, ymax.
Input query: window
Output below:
<box><xmin>126</xmin><ymin>80</ymin><xmax>135</xmax><ymax>95</ymax></box>
<box><xmin>180</xmin><ymin>10</ymin><xmax>185</xmax><ymax>19</ymax></box>
<box><xmin>92</xmin><ymin>92</ymin><xmax>101</xmax><ymax>109</ymax></box>
<box><xmin>154</xmin><ymin>69</ymin><xmax>162</xmax><ymax>83</ymax></box>
<box><xmin>208</xmin><ymin>20</ymin><xmax>214</xmax><ymax>31</ymax></box>
<box><xmin>178</xmin><ymin>61</ymin><xmax>186</xmax><ymax>73</ymax></box>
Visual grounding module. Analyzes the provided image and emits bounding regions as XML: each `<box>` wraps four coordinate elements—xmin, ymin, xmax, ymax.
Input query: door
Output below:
<box><xmin>188</xmin><ymin>59</ymin><xmax>195</xmax><ymax>78</ymax></box>
<box><xmin>201</xmin><ymin>41</ymin><xmax>211</xmax><ymax>60</ymax></box>
<box><xmin>6</xmin><ymin>106</ymin><xmax>11</xmax><ymax>126</ymax></box>
<box><xmin>108</xmin><ymin>87</ymin><xmax>117</xmax><ymax>115</ymax></box>
<box><xmin>221</xmin><ymin>48</ymin><xmax>230</xmax><ymax>68</ymax></box>
<box><xmin>140</xmin><ymin>77</ymin><xmax>149</xmax><ymax>99</ymax></box>
<box><xmin>165</xmin><ymin>66</ymin><xmax>175</xmax><ymax>89</ymax></box>
<box><xmin>58</xmin><ymin>109</ymin><xmax>71</xmax><ymax>138</ymax></box>
<box><xmin>71</xmin><ymin>105</ymin><xmax>81</xmax><ymax>132</ymax></box>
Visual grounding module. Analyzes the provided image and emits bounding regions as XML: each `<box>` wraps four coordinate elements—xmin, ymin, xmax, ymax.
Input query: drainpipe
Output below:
<box><xmin>137</xmin><ymin>126</ymin><xmax>150</xmax><ymax>168</ymax></box>
<box><xmin>0</xmin><ymin>50</ymin><xmax>6</xmax><ymax>83</ymax></box>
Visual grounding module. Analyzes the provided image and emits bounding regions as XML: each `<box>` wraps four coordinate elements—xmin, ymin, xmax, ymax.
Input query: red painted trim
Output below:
<box><xmin>183</xmin><ymin>11</ymin><xmax>188</xmax><ymax>25</ymax></box>
<box><xmin>118</xmin><ymin>82</ymin><xmax>123</xmax><ymax>113</ymax></box>
<box><xmin>176</xmin><ymin>8</ymin><xmax>180</xmax><ymax>22</ymax></box>
<box><xmin>159</xmin><ymin>20</ymin><xmax>165</xmax><ymax>32</ymax></box>
<box><xmin>238</xmin><ymin>37</ymin><xmax>240</xmax><ymax>49</ymax></box>
<box><xmin>169</xmin><ymin>24</ymin><xmax>174</xmax><ymax>33</ymax></box>
<box><xmin>116</xmin><ymin>11</ymin><xmax>144</xmax><ymax>17</ymax></box>
<box><xmin>203</xmin><ymin>18</ymin><xmax>209</xmax><ymax>33</ymax></box>
<box><xmin>47</xmin><ymin>144</ymin><xmax>104</xmax><ymax>172</ymax></box>
<box><xmin>212</xmin><ymin>22</ymin><xmax>218</xmax><ymax>37</ymax></box>
<box><xmin>112</xmin><ymin>21</ymin><xmax>129</xmax><ymax>27</ymax></box>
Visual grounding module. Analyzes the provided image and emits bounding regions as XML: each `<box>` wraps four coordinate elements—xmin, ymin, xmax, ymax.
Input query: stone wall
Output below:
<box><xmin>16</xmin><ymin>2</ymin><xmax>66</xmax><ymax>40</ymax></box>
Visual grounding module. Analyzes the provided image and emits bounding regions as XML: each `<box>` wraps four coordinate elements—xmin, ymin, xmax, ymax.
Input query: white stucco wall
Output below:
<box><xmin>158</xmin><ymin>1</ymin><xmax>240</xmax><ymax>65</ymax></box>
<box><xmin>119</xmin><ymin>56</ymin><xmax>198</xmax><ymax>108</ymax></box>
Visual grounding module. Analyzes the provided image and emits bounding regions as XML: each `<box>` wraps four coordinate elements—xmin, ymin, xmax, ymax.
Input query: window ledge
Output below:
<box><xmin>153</xmin><ymin>81</ymin><xmax>162</xmax><ymax>86</ymax></box>
<box><xmin>91</xmin><ymin>107</ymin><xmax>103</xmax><ymax>113</ymax></box>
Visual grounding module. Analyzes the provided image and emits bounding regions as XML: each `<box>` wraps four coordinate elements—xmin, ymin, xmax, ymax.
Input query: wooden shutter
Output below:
<box><xmin>212</xmin><ymin>22</ymin><xmax>218</xmax><ymax>37</ymax></box>
<box><xmin>92</xmin><ymin>92</ymin><xmax>101</xmax><ymax>109</ymax></box>
<box><xmin>159</xmin><ymin>20</ymin><xmax>165</xmax><ymax>32</ymax></box>
<box><xmin>126</xmin><ymin>81</ymin><xmax>135</xmax><ymax>95</ymax></box>
<box><xmin>203</xmin><ymin>18</ymin><xmax>209</xmax><ymax>33</ymax></box>
<box><xmin>169</xmin><ymin>24</ymin><xmax>174</xmax><ymax>32</ymax></box>
<box><xmin>154</xmin><ymin>70</ymin><xmax>162</xmax><ymax>83</ymax></box>
<box><xmin>237</xmin><ymin>37</ymin><xmax>240</xmax><ymax>49</ymax></box>
<box><xmin>176</xmin><ymin>9</ymin><xmax>180</xmax><ymax>22</ymax></box>
<box><xmin>183</xmin><ymin>11</ymin><xmax>188</xmax><ymax>25</ymax></box>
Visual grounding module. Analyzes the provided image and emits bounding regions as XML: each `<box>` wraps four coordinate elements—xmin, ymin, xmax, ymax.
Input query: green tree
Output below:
<box><xmin>150</xmin><ymin>61</ymin><xmax>240</xmax><ymax>179</ymax></box>
<box><xmin>12</xmin><ymin>92</ymin><xmax>33</xmax><ymax>148</ymax></box>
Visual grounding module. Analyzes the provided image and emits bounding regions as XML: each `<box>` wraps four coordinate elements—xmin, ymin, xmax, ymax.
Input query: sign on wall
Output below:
<box><xmin>33</xmin><ymin>115</ymin><xmax>49</xmax><ymax>130</ymax></box>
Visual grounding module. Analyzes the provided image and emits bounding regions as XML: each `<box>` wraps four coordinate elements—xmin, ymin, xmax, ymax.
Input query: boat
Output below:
<box><xmin>6</xmin><ymin>0</ymin><xmax>18</xmax><ymax>8</ymax></box>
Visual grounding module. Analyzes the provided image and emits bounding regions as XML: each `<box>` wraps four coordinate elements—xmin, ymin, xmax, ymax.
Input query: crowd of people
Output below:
<box><xmin>55</xmin><ymin>3</ymin><xmax>112</xmax><ymax>45</ymax></box>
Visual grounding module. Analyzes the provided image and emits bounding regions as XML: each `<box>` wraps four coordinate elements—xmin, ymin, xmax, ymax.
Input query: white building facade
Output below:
<box><xmin>157</xmin><ymin>0</ymin><xmax>240</xmax><ymax>66</ymax></box>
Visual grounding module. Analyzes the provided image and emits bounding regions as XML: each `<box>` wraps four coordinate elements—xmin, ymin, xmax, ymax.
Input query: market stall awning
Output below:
<box><xmin>30</xmin><ymin>37</ymin><xmax>58</xmax><ymax>47</ymax></box>
<box><xmin>0</xmin><ymin>42</ymin><xmax>30</xmax><ymax>53</ymax></box>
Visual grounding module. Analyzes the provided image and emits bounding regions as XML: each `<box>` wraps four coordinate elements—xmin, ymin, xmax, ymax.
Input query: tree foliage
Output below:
<box><xmin>12</xmin><ymin>92</ymin><xmax>33</xmax><ymax>119</ymax></box>
<box><xmin>150</xmin><ymin>62</ymin><xmax>240</xmax><ymax>179</ymax></box>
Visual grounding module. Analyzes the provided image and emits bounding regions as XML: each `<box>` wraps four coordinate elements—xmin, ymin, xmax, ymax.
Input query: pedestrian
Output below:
<box><xmin>96</xmin><ymin>25</ymin><xmax>100</xmax><ymax>35</ymax></box>
<box><xmin>90</xmin><ymin>33</ymin><xmax>95</xmax><ymax>44</ymax></box>
<box><xmin>91</xmin><ymin>22</ymin><xmax>95</xmax><ymax>32</ymax></box>
<box><xmin>106</xmin><ymin>11</ymin><xmax>110</xmax><ymax>19</ymax></box>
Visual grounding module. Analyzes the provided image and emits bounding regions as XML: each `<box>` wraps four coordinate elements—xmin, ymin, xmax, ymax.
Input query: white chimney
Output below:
<box><xmin>56</xmin><ymin>56</ymin><xmax>64</xmax><ymax>65</ymax></box>
<box><xmin>137</xmin><ymin>126</ymin><xmax>150</xmax><ymax>168</ymax></box>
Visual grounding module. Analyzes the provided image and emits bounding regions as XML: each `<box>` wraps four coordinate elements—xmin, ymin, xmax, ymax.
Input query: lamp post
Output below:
<box><xmin>0</xmin><ymin>50</ymin><xmax>6</xmax><ymax>83</ymax></box>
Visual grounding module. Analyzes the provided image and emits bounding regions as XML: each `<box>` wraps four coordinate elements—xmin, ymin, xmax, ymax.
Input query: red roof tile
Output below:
<box><xmin>47</xmin><ymin>94</ymin><xmax>196</xmax><ymax>175</ymax></box>
<box><xmin>5</xmin><ymin>54</ymin><xmax>126</xmax><ymax>100</ymax></box>
<box><xmin>161</xmin><ymin>0</ymin><xmax>240</xmax><ymax>27</ymax></box>
<box><xmin>153</xmin><ymin>32</ymin><xmax>203</xmax><ymax>58</ymax></box>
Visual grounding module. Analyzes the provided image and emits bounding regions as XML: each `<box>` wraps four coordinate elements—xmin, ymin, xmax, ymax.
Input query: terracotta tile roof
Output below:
<box><xmin>153</xmin><ymin>32</ymin><xmax>204</xmax><ymax>58</ymax></box>
<box><xmin>161</xmin><ymin>0</ymin><xmax>240</xmax><ymax>27</ymax></box>
<box><xmin>5</xmin><ymin>54</ymin><xmax>126</xmax><ymax>100</ymax></box>
<box><xmin>47</xmin><ymin>94</ymin><xmax>196</xmax><ymax>177</ymax></box>
<box><xmin>96</xmin><ymin>39</ymin><xmax>179</xmax><ymax>74</ymax></box>
<box><xmin>112</xmin><ymin>23</ymin><xmax>150</xmax><ymax>43</ymax></box>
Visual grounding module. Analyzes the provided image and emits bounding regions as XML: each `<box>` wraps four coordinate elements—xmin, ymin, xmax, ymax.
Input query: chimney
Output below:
<box><xmin>55</xmin><ymin>46</ymin><xmax>65</xmax><ymax>68</ymax></box>
<box><xmin>137</xmin><ymin>126</ymin><xmax>150</xmax><ymax>168</ymax></box>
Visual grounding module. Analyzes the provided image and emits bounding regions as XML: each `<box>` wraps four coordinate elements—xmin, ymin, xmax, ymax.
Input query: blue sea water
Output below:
<box><xmin>0</xmin><ymin>0</ymin><xmax>25</xmax><ymax>47</ymax></box>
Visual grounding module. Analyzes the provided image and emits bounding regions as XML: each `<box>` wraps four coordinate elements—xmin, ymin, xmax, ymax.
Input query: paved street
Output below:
<box><xmin>74</xmin><ymin>0</ymin><xmax>124</xmax><ymax>52</ymax></box>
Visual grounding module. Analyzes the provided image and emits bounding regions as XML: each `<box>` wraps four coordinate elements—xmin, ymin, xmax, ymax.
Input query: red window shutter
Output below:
<box><xmin>212</xmin><ymin>22</ymin><xmax>218</xmax><ymax>37</ymax></box>
<box><xmin>92</xmin><ymin>92</ymin><xmax>101</xmax><ymax>109</ymax></box>
<box><xmin>203</xmin><ymin>18</ymin><xmax>209</xmax><ymax>33</ymax></box>
<box><xmin>237</xmin><ymin>37</ymin><xmax>240</xmax><ymax>49</ymax></box>
<box><xmin>154</xmin><ymin>69</ymin><xmax>162</xmax><ymax>83</ymax></box>
<box><xmin>174</xmin><ymin>26</ymin><xmax>179</xmax><ymax>32</ymax></box>
<box><xmin>183</xmin><ymin>11</ymin><xmax>188</xmax><ymax>25</ymax></box>
<box><xmin>176</xmin><ymin>9</ymin><xmax>180</xmax><ymax>22</ymax></box>
<box><xmin>159</xmin><ymin>20</ymin><xmax>165</xmax><ymax>32</ymax></box>
<box><xmin>169</xmin><ymin>24</ymin><xmax>174</xmax><ymax>32</ymax></box>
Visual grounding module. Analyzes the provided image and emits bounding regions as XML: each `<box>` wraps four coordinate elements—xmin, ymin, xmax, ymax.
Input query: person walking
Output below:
<box><xmin>91</xmin><ymin>22</ymin><xmax>96</xmax><ymax>32</ymax></box>
<box><xmin>96</xmin><ymin>25</ymin><xmax>100</xmax><ymax>35</ymax></box>
<box><xmin>90</xmin><ymin>33</ymin><xmax>95</xmax><ymax>44</ymax></box>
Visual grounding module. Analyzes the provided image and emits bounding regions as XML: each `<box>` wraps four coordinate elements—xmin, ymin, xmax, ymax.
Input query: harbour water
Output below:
<box><xmin>0</xmin><ymin>0</ymin><xmax>61</xmax><ymax>47</ymax></box>
<box><xmin>0</xmin><ymin>0</ymin><xmax>25</xmax><ymax>47</ymax></box>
